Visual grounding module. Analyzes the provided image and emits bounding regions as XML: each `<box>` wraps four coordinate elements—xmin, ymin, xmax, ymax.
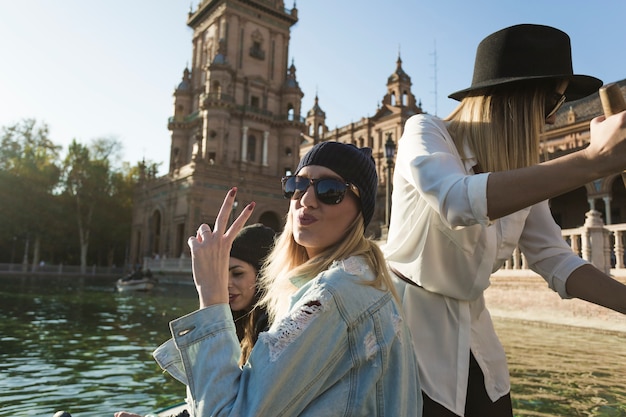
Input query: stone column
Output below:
<box><xmin>241</xmin><ymin>126</ymin><xmax>248</xmax><ymax>162</ymax></box>
<box><xmin>262</xmin><ymin>131</ymin><xmax>269</xmax><ymax>166</ymax></box>
<box><xmin>588</xmin><ymin>198</ymin><xmax>596</xmax><ymax>211</ymax></box>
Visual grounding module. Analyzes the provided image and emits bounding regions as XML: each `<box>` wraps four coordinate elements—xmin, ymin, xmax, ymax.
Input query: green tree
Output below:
<box><xmin>0</xmin><ymin>119</ymin><xmax>61</xmax><ymax>268</ymax></box>
<box><xmin>62</xmin><ymin>138</ymin><xmax>121</xmax><ymax>273</ymax></box>
<box><xmin>90</xmin><ymin>161</ymin><xmax>141</xmax><ymax>269</ymax></box>
<box><xmin>0</xmin><ymin>119</ymin><xmax>145</xmax><ymax>271</ymax></box>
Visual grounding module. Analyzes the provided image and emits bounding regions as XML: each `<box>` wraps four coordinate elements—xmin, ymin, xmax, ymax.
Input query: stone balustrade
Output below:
<box><xmin>142</xmin><ymin>209</ymin><xmax>626</xmax><ymax>279</ymax></box>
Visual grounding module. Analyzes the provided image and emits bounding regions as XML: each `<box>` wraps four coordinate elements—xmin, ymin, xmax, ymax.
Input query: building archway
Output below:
<box><xmin>549</xmin><ymin>186</ymin><xmax>587</xmax><ymax>228</ymax></box>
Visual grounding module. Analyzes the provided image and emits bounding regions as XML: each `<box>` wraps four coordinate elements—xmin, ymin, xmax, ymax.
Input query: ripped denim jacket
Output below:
<box><xmin>152</xmin><ymin>256</ymin><xmax>422</xmax><ymax>417</ymax></box>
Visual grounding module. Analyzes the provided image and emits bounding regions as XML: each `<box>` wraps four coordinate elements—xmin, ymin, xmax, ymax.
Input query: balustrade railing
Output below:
<box><xmin>145</xmin><ymin>211</ymin><xmax>626</xmax><ymax>277</ymax></box>
<box><xmin>6</xmin><ymin>210</ymin><xmax>625</xmax><ymax>278</ymax></box>
<box><xmin>500</xmin><ymin>210</ymin><xmax>626</xmax><ymax>277</ymax></box>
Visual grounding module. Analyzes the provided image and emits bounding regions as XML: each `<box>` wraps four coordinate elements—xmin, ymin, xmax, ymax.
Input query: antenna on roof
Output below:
<box><xmin>430</xmin><ymin>40</ymin><xmax>438</xmax><ymax>116</ymax></box>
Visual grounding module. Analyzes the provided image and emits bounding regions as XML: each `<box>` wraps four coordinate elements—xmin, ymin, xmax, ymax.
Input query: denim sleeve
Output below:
<box><xmin>167</xmin><ymin>288</ymin><xmax>354</xmax><ymax>416</ymax></box>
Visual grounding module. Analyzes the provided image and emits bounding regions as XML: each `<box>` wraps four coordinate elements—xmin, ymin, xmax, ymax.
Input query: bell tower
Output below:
<box><xmin>131</xmin><ymin>1</ymin><xmax>304</xmax><ymax>264</ymax></box>
<box><xmin>168</xmin><ymin>0</ymin><xmax>302</xmax><ymax>173</ymax></box>
<box><xmin>305</xmin><ymin>93</ymin><xmax>327</xmax><ymax>144</ymax></box>
<box><xmin>382</xmin><ymin>54</ymin><xmax>419</xmax><ymax>111</ymax></box>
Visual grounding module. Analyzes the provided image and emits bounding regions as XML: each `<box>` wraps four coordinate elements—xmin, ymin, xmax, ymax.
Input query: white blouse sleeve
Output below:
<box><xmin>518</xmin><ymin>201</ymin><xmax>588</xmax><ymax>298</ymax></box>
<box><xmin>397</xmin><ymin>114</ymin><xmax>491</xmax><ymax>229</ymax></box>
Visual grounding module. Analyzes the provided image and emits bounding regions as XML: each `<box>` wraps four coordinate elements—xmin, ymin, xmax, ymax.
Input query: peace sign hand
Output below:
<box><xmin>188</xmin><ymin>188</ymin><xmax>255</xmax><ymax>308</ymax></box>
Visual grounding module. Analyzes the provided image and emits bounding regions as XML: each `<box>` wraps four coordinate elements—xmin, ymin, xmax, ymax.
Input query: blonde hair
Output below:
<box><xmin>257</xmin><ymin>210</ymin><xmax>397</xmax><ymax>325</ymax></box>
<box><xmin>444</xmin><ymin>80</ymin><xmax>553</xmax><ymax>173</ymax></box>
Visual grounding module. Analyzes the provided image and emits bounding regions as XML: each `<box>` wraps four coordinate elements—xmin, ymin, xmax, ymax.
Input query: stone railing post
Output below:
<box><xmin>582</xmin><ymin>209</ymin><xmax>610</xmax><ymax>274</ymax></box>
<box><xmin>615</xmin><ymin>230</ymin><xmax>624</xmax><ymax>269</ymax></box>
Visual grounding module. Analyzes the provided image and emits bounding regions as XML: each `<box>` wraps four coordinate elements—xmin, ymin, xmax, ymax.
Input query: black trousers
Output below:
<box><xmin>422</xmin><ymin>353</ymin><xmax>513</xmax><ymax>417</ymax></box>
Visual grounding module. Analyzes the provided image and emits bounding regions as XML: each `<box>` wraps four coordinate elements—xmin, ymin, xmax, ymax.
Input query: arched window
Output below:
<box><xmin>175</xmin><ymin>105</ymin><xmax>184</xmax><ymax>121</ymax></box>
<box><xmin>212</xmin><ymin>81</ymin><xmax>222</xmax><ymax>98</ymax></box>
<box><xmin>287</xmin><ymin>103</ymin><xmax>295</xmax><ymax>121</ymax></box>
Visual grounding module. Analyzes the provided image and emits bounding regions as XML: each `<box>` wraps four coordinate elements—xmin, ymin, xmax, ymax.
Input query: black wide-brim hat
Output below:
<box><xmin>449</xmin><ymin>24</ymin><xmax>602</xmax><ymax>102</ymax></box>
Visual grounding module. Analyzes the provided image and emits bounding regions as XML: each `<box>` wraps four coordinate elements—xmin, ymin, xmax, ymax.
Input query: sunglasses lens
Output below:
<box><xmin>315</xmin><ymin>179</ymin><xmax>347</xmax><ymax>204</ymax></box>
<box><xmin>282</xmin><ymin>176</ymin><xmax>350</xmax><ymax>205</ymax></box>
<box><xmin>282</xmin><ymin>176</ymin><xmax>298</xmax><ymax>199</ymax></box>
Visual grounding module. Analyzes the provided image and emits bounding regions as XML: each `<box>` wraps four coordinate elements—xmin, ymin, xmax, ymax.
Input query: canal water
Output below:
<box><xmin>1</xmin><ymin>275</ymin><xmax>625</xmax><ymax>416</ymax></box>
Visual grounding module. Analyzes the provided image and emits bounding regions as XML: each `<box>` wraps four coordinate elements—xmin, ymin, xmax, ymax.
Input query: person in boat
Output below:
<box><xmin>120</xmin><ymin>267</ymin><xmax>143</xmax><ymax>282</ymax></box>
<box><xmin>115</xmin><ymin>141</ymin><xmax>421</xmax><ymax>417</ymax></box>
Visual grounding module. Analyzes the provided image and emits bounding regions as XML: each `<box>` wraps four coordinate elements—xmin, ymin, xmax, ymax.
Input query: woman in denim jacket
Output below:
<box><xmin>116</xmin><ymin>141</ymin><xmax>421</xmax><ymax>417</ymax></box>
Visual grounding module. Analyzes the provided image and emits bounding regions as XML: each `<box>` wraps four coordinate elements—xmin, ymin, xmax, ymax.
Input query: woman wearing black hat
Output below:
<box><xmin>384</xmin><ymin>24</ymin><xmax>626</xmax><ymax>416</ymax></box>
<box><xmin>117</xmin><ymin>141</ymin><xmax>421</xmax><ymax>417</ymax></box>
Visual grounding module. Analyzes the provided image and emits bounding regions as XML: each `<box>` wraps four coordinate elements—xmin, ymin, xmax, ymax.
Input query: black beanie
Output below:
<box><xmin>230</xmin><ymin>224</ymin><xmax>276</xmax><ymax>271</ymax></box>
<box><xmin>295</xmin><ymin>141</ymin><xmax>378</xmax><ymax>228</ymax></box>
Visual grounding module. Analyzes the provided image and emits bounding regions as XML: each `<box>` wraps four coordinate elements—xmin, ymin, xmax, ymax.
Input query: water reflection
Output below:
<box><xmin>0</xmin><ymin>275</ymin><xmax>195</xmax><ymax>416</ymax></box>
<box><xmin>1</xmin><ymin>275</ymin><xmax>624</xmax><ymax>416</ymax></box>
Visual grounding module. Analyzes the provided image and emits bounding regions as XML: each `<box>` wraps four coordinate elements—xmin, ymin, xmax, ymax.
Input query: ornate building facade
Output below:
<box><xmin>130</xmin><ymin>0</ymin><xmax>423</xmax><ymax>263</ymax></box>
<box><xmin>130</xmin><ymin>0</ymin><xmax>624</xmax><ymax>265</ymax></box>
<box><xmin>300</xmin><ymin>54</ymin><xmax>423</xmax><ymax>236</ymax></box>
<box><xmin>130</xmin><ymin>1</ymin><xmax>303</xmax><ymax>263</ymax></box>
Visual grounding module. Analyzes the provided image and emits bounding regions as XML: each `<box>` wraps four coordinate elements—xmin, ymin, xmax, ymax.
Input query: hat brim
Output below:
<box><xmin>448</xmin><ymin>74</ymin><xmax>603</xmax><ymax>102</ymax></box>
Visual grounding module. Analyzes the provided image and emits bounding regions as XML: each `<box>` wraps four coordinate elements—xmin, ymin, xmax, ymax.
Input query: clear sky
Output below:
<box><xmin>1</xmin><ymin>1</ymin><xmax>625</xmax><ymax>175</ymax></box>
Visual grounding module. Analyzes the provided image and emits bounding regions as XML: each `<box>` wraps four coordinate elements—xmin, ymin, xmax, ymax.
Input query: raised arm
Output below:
<box><xmin>487</xmin><ymin>112</ymin><xmax>626</xmax><ymax>220</ymax></box>
<box><xmin>565</xmin><ymin>264</ymin><xmax>626</xmax><ymax>314</ymax></box>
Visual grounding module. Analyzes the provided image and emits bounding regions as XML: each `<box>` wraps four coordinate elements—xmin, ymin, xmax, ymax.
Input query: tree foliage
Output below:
<box><xmin>0</xmin><ymin>119</ymin><xmax>145</xmax><ymax>271</ymax></box>
<box><xmin>0</xmin><ymin>119</ymin><xmax>61</xmax><ymax>267</ymax></box>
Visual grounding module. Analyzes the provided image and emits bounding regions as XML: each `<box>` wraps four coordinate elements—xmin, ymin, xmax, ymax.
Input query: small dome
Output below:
<box><xmin>284</xmin><ymin>59</ymin><xmax>299</xmax><ymax>88</ymax></box>
<box><xmin>307</xmin><ymin>95</ymin><xmax>325</xmax><ymax>118</ymax></box>
<box><xmin>176</xmin><ymin>67</ymin><xmax>191</xmax><ymax>91</ymax></box>
<box><xmin>387</xmin><ymin>55</ymin><xmax>411</xmax><ymax>84</ymax></box>
<box><xmin>212</xmin><ymin>53</ymin><xmax>226</xmax><ymax>65</ymax></box>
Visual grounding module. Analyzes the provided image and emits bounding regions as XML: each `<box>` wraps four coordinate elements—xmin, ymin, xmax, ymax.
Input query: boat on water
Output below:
<box><xmin>116</xmin><ymin>269</ymin><xmax>158</xmax><ymax>292</ymax></box>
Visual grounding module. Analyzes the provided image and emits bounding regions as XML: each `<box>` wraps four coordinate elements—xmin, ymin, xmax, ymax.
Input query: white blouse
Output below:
<box><xmin>384</xmin><ymin>114</ymin><xmax>587</xmax><ymax>415</ymax></box>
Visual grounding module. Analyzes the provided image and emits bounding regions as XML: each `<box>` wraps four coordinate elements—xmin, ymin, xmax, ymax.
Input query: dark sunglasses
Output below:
<box><xmin>281</xmin><ymin>175</ymin><xmax>360</xmax><ymax>205</ymax></box>
<box><xmin>545</xmin><ymin>92</ymin><xmax>566</xmax><ymax>119</ymax></box>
